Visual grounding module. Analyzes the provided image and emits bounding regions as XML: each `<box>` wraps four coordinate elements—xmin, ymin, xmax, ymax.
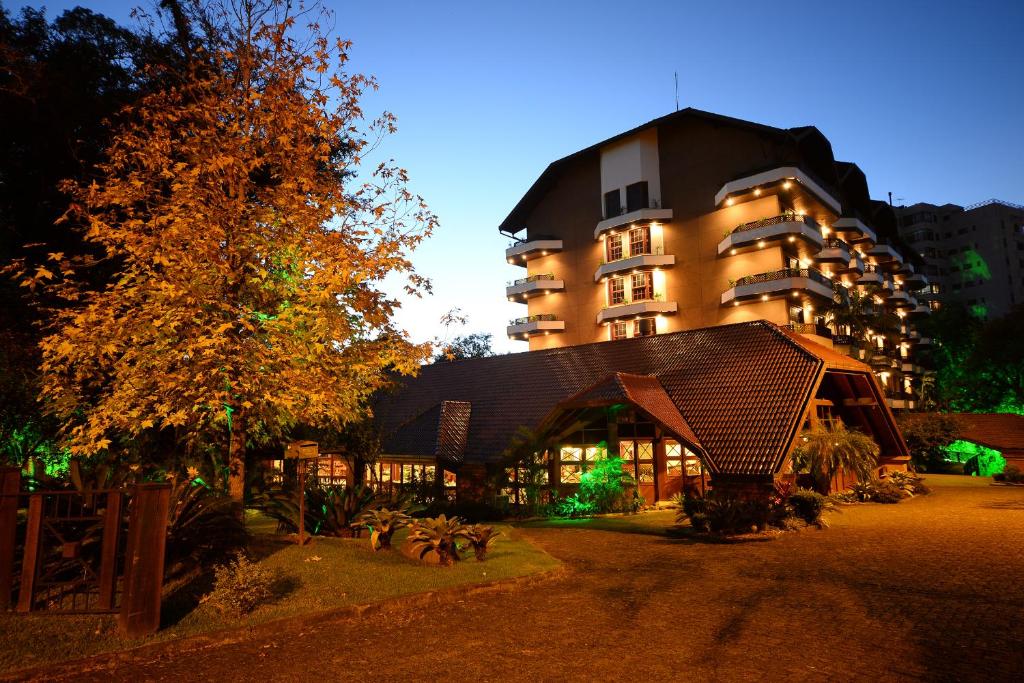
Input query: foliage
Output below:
<box><xmin>947</xmin><ymin>440</ymin><xmax>1007</xmax><ymax>478</ymax></box>
<box><xmin>578</xmin><ymin>457</ymin><xmax>636</xmax><ymax>513</ymax></box>
<box><xmin>166</xmin><ymin>470</ymin><xmax>248</xmax><ymax>571</ymax></box>
<box><xmin>407</xmin><ymin>514</ymin><xmax>468</xmax><ymax>566</ymax></box>
<box><xmin>352</xmin><ymin>507</ymin><xmax>411</xmax><ymax>551</ymax></box>
<box><xmin>250</xmin><ymin>483</ymin><xmax>380</xmax><ymax>537</ymax></box>
<box><xmin>994</xmin><ymin>465</ymin><xmax>1023</xmax><ymax>484</ymax></box>
<box><xmin>886</xmin><ymin>471</ymin><xmax>930</xmax><ymax>496</ymax></box>
<box><xmin>791</xmin><ymin>420</ymin><xmax>880</xmax><ymax>494</ymax></box>
<box><xmin>676</xmin><ymin>491</ymin><xmax>789</xmax><ymax>535</ymax></box>
<box><xmin>826</xmin><ymin>284</ymin><xmax>901</xmax><ymax>345</ymax></box>
<box><xmin>849</xmin><ymin>479</ymin><xmax>904</xmax><ymax>504</ymax></box>
<box><xmin>432</xmin><ymin>332</ymin><xmax>494</xmax><ymax>362</ymax></box>
<box><xmin>550</xmin><ymin>493</ymin><xmax>598</xmax><ymax>518</ymax></box>
<box><xmin>500</xmin><ymin>426</ymin><xmax>551</xmax><ymax>517</ymax></box>
<box><xmin>203</xmin><ymin>551</ymin><xmax>276</xmax><ymax>617</ymax></box>
<box><xmin>787</xmin><ymin>488</ymin><xmax>832</xmax><ymax>526</ymax></box>
<box><xmin>463</xmin><ymin>524</ymin><xmax>501</xmax><ymax>561</ymax></box>
<box><xmin>19</xmin><ymin>1</ymin><xmax>436</xmax><ymax>503</ymax></box>
<box><xmin>897</xmin><ymin>413</ymin><xmax>964</xmax><ymax>472</ymax></box>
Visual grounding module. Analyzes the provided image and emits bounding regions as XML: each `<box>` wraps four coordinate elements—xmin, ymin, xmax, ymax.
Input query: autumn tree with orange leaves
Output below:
<box><xmin>24</xmin><ymin>1</ymin><xmax>436</xmax><ymax>505</ymax></box>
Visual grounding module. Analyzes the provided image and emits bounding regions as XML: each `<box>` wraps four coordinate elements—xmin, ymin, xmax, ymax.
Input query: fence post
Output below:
<box><xmin>96</xmin><ymin>490</ymin><xmax>123</xmax><ymax>611</ymax></box>
<box><xmin>16</xmin><ymin>494</ymin><xmax>43</xmax><ymax>612</ymax></box>
<box><xmin>118</xmin><ymin>483</ymin><xmax>170</xmax><ymax>637</ymax></box>
<box><xmin>0</xmin><ymin>467</ymin><xmax>21</xmax><ymax>609</ymax></box>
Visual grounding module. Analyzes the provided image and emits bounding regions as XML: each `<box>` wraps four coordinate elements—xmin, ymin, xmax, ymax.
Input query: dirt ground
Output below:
<box><xmin>22</xmin><ymin>475</ymin><xmax>1024</xmax><ymax>682</ymax></box>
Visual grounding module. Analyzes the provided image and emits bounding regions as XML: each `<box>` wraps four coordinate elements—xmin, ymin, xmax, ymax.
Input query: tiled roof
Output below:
<box><xmin>436</xmin><ymin>401</ymin><xmax>472</xmax><ymax>463</ymax></box>
<box><xmin>946</xmin><ymin>413</ymin><xmax>1024</xmax><ymax>454</ymax></box>
<box><xmin>376</xmin><ymin>320</ymin><xmax>836</xmax><ymax>476</ymax></box>
<box><xmin>780</xmin><ymin>329</ymin><xmax>875</xmax><ymax>373</ymax></box>
<box><xmin>553</xmin><ymin>372</ymin><xmax>704</xmax><ymax>454</ymax></box>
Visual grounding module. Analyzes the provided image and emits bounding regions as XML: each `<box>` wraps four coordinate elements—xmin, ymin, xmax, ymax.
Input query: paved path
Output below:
<box><xmin>39</xmin><ymin>476</ymin><xmax>1024</xmax><ymax>682</ymax></box>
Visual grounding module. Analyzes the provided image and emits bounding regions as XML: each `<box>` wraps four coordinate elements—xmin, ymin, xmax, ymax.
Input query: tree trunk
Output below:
<box><xmin>228</xmin><ymin>408</ymin><xmax>247</xmax><ymax>515</ymax></box>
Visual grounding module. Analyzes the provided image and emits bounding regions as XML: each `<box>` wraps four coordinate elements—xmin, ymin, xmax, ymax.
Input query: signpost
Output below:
<box><xmin>284</xmin><ymin>440</ymin><xmax>319</xmax><ymax>545</ymax></box>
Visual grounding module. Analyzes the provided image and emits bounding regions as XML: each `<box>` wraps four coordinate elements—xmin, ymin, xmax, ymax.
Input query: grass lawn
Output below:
<box><xmin>519</xmin><ymin>509</ymin><xmax>682</xmax><ymax>536</ymax></box>
<box><xmin>0</xmin><ymin>515</ymin><xmax>558</xmax><ymax>676</ymax></box>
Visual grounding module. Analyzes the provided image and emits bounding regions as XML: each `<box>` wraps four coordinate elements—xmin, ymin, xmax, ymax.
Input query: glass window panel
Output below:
<box><xmin>584</xmin><ymin>446</ymin><xmax>602</xmax><ymax>461</ymax></box>
<box><xmin>560</xmin><ymin>446</ymin><xmax>582</xmax><ymax>462</ymax></box>
<box><xmin>666</xmin><ymin>459</ymin><xmax>683</xmax><ymax>477</ymax></box>
<box><xmin>425</xmin><ymin>465</ymin><xmax>436</xmax><ymax>480</ymax></box>
<box><xmin>443</xmin><ymin>469</ymin><xmax>457</xmax><ymax>486</ymax></box>
<box><xmin>665</xmin><ymin>441</ymin><xmax>682</xmax><ymax>459</ymax></box>
<box><xmin>620</xmin><ymin>441</ymin><xmax>635</xmax><ymax>461</ymax></box>
<box><xmin>685</xmin><ymin>458</ymin><xmax>702</xmax><ymax>476</ymax></box>
<box><xmin>560</xmin><ymin>464</ymin><xmax>582</xmax><ymax>484</ymax></box>
<box><xmin>637</xmin><ymin>442</ymin><xmax>654</xmax><ymax>460</ymax></box>
<box><xmin>638</xmin><ymin>463</ymin><xmax>655</xmax><ymax>483</ymax></box>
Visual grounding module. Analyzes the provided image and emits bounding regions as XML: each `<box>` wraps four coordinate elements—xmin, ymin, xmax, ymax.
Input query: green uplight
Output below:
<box><xmin>944</xmin><ymin>439</ymin><xmax>1006</xmax><ymax>477</ymax></box>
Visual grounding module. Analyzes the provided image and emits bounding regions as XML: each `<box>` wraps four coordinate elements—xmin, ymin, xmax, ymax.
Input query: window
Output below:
<box><xmin>636</xmin><ymin>442</ymin><xmax>654</xmax><ymax>483</ymax></box>
<box><xmin>625</xmin><ymin>181</ymin><xmax>649</xmax><ymax>212</ymax></box>
<box><xmin>606</xmin><ymin>234</ymin><xmax>623</xmax><ymax>261</ymax></box>
<box><xmin>634</xmin><ymin>317</ymin><xmax>657</xmax><ymax>337</ymax></box>
<box><xmin>611</xmin><ymin>321</ymin><xmax>627</xmax><ymax>340</ymax></box>
<box><xmin>628</xmin><ymin>226</ymin><xmax>651</xmax><ymax>256</ymax></box>
<box><xmin>665</xmin><ymin>441</ymin><xmax>683</xmax><ymax>477</ymax></box>
<box><xmin>604</xmin><ymin>189</ymin><xmax>621</xmax><ymax>218</ymax></box>
<box><xmin>443</xmin><ymin>469</ymin><xmax>457</xmax><ymax>501</ymax></box>
<box><xmin>609</xmin><ymin>277</ymin><xmax>625</xmax><ymax>305</ymax></box>
<box><xmin>631</xmin><ymin>271</ymin><xmax>652</xmax><ymax>301</ymax></box>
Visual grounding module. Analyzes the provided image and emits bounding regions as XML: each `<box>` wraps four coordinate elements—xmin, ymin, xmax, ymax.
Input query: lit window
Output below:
<box><xmin>631</xmin><ymin>271</ymin><xmax>653</xmax><ymax>301</ymax></box>
<box><xmin>560</xmin><ymin>465</ymin><xmax>582</xmax><ymax>484</ymax></box>
<box><xmin>584</xmin><ymin>445</ymin><xmax>604</xmax><ymax>461</ymax></box>
<box><xmin>606</xmin><ymin>234</ymin><xmax>623</xmax><ymax>262</ymax></box>
<box><xmin>634</xmin><ymin>317</ymin><xmax>657</xmax><ymax>337</ymax></box>
<box><xmin>665</xmin><ymin>440</ymin><xmax>682</xmax><ymax>477</ymax></box>
<box><xmin>560</xmin><ymin>446</ymin><xmax>582</xmax><ymax>462</ymax></box>
<box><xmin>611</xmin><ymin>321</ymin><xmax>627</xmax><ymax>340</ymax></box>
<box><xmin>629</xmin><ymin>226</ymin><xmax>651</xmax><ymax>256</ymax></box>
<box><xmin>619</xmin><ymin>441</ymin><xmax>635</xmax><ymax>461</ymax></box>
<box><xmin>638</xmin><ymin>463</ymin><xmax>655</xmax><ymax>483</ymax></box>
<box><xmin>609</xmin><ymin>277</ymin><xmax>625</xmax><ymax>305</ymax></box>
<box><xmin>637</xmin><ymin>442</ymin><xmax>654</xmax><ymax>460</ymax></box>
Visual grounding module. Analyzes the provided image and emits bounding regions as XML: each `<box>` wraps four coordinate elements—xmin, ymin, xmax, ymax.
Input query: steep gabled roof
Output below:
<box><xmin>375</xmin><ymin>321</ymin><xmax>874</xmax><ymax>476</ymax></box>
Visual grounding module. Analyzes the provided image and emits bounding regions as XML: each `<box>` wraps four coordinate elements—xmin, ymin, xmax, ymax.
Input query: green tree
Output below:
<box><xmin>432</xmin><ymin>332</ymin><xmax>494</xmax><ymax>362</ymax></box>
<box><xmin>897</xmin><ymin>413</ymin><xmax>963</xmax><ymax>472</ymax></box>
<box><xmin>792</xmin><ymin>420</ymin><xmax>880</xmax><ymax>494</ymax></box>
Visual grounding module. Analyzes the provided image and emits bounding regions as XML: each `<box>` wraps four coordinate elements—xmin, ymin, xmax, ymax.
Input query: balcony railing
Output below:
<box><xmin>509</xmin><ymin>273</ymin><xmax>555</xmax><ymax>287</ymax></box>
<box><xmin>734</xmin><ymin>267</ymin><xmax>831</xmax><ymax>288</ymax></box>
<box><xmin>509</xmin><ymin>313</ymin><xmax>558</xmax><ymax>326</ymax></box>
<box><xmin>601</xmin><ymin>245</ymin><xmax>664</xmax><ymax>265</ymax></box>
<box><xmin>730</xmin><ymin>213</ymin><xmax>819</xmax><ymax>235</ymax></box>
<box><xmin>821</xmin><ymin>237</ymin><xmax>850</xmax><ymax>250</ymax></box>
<box><xmin>784</xmin><ymin>323</ymin><xmax>832</xmax><ymax>338</ymax></box>
<box><xmin>833</xmin><ymin>334</ymin><xmax>858</xmax><ymax>346</ymax></box>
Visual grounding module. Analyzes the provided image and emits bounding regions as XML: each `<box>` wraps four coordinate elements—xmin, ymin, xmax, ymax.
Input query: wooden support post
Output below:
<box><xmin>0</xmin><ymin>467</ymin><xmax>21</xmax><ymax>609</ymax></box>
<box><xmin>118</xmin><ymin>483</ymin><xmax>170</xmax><ymax>637</ymax></box>
<box><xmin>16</xmin><ymin>494</ymin><xmax>44</xmax><ymax>613</ymax></box>
<box><xmin>97</xmin><ymin>491</ymin><xmax>123</xmax><ymax>611</ymax></box>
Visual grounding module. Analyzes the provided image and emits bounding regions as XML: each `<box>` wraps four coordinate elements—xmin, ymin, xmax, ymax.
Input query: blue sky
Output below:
<box><xmin>18</xmin><ymin>0</ymin><xmax>1024</xmax><ymax>351</ymax></box>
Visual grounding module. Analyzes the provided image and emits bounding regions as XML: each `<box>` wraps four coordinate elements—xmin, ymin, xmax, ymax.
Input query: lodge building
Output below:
<box><xmin>365</xmin><ymin>110</ymin><xmax>915</xmax><ymax>505</ymax></box>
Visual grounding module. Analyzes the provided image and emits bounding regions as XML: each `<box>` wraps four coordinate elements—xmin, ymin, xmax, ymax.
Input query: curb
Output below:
<box><xmin>7</xmin><ymin>562</ymin><xmax>567</xmax><ymax>682</ymax></box>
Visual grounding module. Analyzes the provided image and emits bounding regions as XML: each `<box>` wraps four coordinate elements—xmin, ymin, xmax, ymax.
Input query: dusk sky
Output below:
<box><xmin>21</xmin><ymin>0</ymin><xmax>1024</xmax><ymax>352</ymax></box>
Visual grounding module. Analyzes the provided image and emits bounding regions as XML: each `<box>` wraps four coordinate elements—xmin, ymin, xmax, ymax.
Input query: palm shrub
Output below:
<box><xmin>352</xmin><ymin>508</ymin><xmax>411</xmax><ymax>551</ymax></box>
<box><xmin>578</xmin><ymin>456</ymin><xmax>636</xmax><ymax>513</ymax></box>
<box><xmin>792</xmin><ymin>420</ymin><xmax>880</xmax><ymax>494</ymax></box>
<box><xmin>407</xmin><ymin>514</ymin><xmax>467</xmax><ymax>566</ymax></box>
<box><xmin>676</xmin><ymin>491</ymin><xmax>788</xmax><ymax>535</ymax></box>
<box><xmin>887</xmin><ymin>471</ymin><xmax>930</xmax><ymax>496</ymax></box>
<box><xmin>165</xmin><ymin>470</ymin><xmax>247</xmax><ymax>572</ymax></box>
<box><xmin>250</xmin><ymin>483</ymin><xmax>380</xmax><ymax>537</ymax></box>
<box><xmin>463</xmin><ymin>524</ymin><xmax>501</xmax><ymax>561</ymax></box>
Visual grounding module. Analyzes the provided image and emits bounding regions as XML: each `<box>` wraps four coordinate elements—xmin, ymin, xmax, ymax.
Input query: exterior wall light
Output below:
<box><xmin>726</xmin><ymin>198</ymin><xmax>734</xmax><ymax>206</ymax></box>
<box><xmin>783</xmin><ymin>181</ymin><xmax>792</xmax><ymax>190</ymax></box>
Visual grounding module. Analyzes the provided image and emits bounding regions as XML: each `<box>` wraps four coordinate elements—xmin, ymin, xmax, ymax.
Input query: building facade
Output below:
<box><xmin>896</xmin><ymin>199</ymin><xmax>1024</xmax><ymax>318</ymax></box>
<box><xmin>502</xmin><ymin>109</ymin><xmax>931</xmax><ymax>409</ymax></box>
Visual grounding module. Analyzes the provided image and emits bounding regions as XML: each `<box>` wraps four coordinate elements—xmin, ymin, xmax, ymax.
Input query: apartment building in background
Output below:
<box><xmin>499</xmin><ymin>109</ymin><xmax>932</xmax><ymax>409</ymax></box>
<box><xmin>896</xmin><ymin>199</ymin><xmax>1024</xmax><ymax>318</ymax></box>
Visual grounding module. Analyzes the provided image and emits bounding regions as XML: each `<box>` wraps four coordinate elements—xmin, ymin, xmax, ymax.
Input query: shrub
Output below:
<box><xmin>408</xmin><ymin>514</ymin><xmax>467</xmax><ymax>566</ymax></box>
<box><xmin>251</xmin><ymin>483</ymin><xmax>381</xmax><ymax>537</ymax></box>
<box><xmin>872</xmin><ymin>480</ymin><xmax>905</xmax><ymax>504</ymax></box>
<box><xmin>887</xmin><ymin>471</ymin><xmax>930</xmax><ymax>496</ymax></box>
<box><xmin>352</xmin><ymin>508</ymin><xmax>411</xmax><ymax>551</ymax></box>
<box><xmin>676</xmin><ymin>491</ymin><xmax>787</xmax><ymax>535</ymax></box>
<box><xmin>203</xmin><ymin>552</ymin><xmax>276</xmax><ymax>617</ymax></box>
<box><xmin>788</xmin><ymin>488</ymin><xmax>830</xmax><ymax>525</ymax></box>
<box><xmin>463</xmin><ymin>524</ymin><xmax>501</xmax><ymax>561</ymax></box>
<box><xmin>995</xmin><ymin>464</ymin><xmax>1024</xmax><ymax>483</ymax></box>
<box><xmin>165</xmin><ymin>472</ymin><xmax>248</xmax><ymax>573</ymax></box>
<box><xmin>791</xmin><ymin>420</ymin><xmax>880</xmax><ymax>493</ymax></box>
<box><xmin>577</xmin><ymin>457</ymin><xmax>636</xmax><ymax>513</ymax></box>
<box><xmin>897</xmin><ymin>413</ymin><xmax>964</xmax><ymax>472</ymax></box>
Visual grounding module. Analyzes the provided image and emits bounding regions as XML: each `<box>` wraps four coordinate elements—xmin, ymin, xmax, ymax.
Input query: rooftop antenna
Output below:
<box><xmin>674</xmin><ymin>71</ymin><xmax>679</xmax><ymax>111</ymax></box>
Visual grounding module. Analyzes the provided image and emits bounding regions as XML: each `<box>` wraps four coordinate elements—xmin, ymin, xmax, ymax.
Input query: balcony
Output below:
<box><xmin>506</xmin><ymin>314</ymin><xmax>565</xmax><ymax>339</ymax></box>
<box><xmin>833</xmin><ymin>334</ymin><xmax>860</xmax><ymax>348</ymax></box>
<box><xmin>836</xmin><ymin>251</ymin><xmax>865</xmax><ymax>276</ymax></box>
<box><xmin>714</xmin><ymin>166</ymin><xmax>842</xmax><ymax>214</ymax></box>
<box><xmin>596</xmin><ymin>298</ymin><xmax>678</xmax><ymax>324</ymax></box>
<box><xmin>865</xmin><ymin>242</ymin><xmax>904</xmax><ymax>270</ymax></box>
<box><xmin>815</xmin><ymin>237</ymin><xmax>852</xmax><ymax>264</ymax></box>
<box><xmin>909</xmin><ymin>302</ymin><xmax>932</xmax><ymax>316</ymax></box>
<box><xmin>886</xmin><ymin>290</ymin><xmax>915</xmax><ymax>309</ymax></box>
<box><xmin>717</xmin><ymin>214</ymin><xmax>824</xmax><ymax>257</ymax></box>
<box><xmin>505</xmin><ymin>239</ymin><xmax>563</xmax><ymax>264</ymax></box>
<box><xmin>721</xmin><ymin>267</ymin><xmax>834</xmax><ymax>306</ymax></box>
<box><xmin>594</xmin><ymin>250</ymin><xmax>675</xmax><ymax>281</ymax></box>
<box><xmin>905</xmin><ymin>271</ymin><xmax>930</xmax><ymax>290</ymax></box>
<box><xmin>896</xmin><ymin>261</ymin><xmax>916</xmax><ymax>276</ymax></box>
<box><xmin>832</xmin><ymin>217</ymin><xmax>878</xmax><ymax>246</ymax></box>
<box><xmin>784</xmin><ymin>322</ymin><xmax>833</xmax><ymax>339</ymax></box>
<box><xmin>857</xmin><ymin>265</ymin><xmax>892</xmax><ymax>291</ymax></box>
<box><xmin>506</xmin><ymin>273</ymin><xmax>564</xmax><ymax>300</ymax></box>
<box><xmin>594</xmin><ymin>207</ymin><xmax>673</xmax><ymax>240</ymax></box>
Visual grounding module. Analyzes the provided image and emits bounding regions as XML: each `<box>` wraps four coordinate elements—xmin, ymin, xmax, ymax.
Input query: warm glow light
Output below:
<box><xmin>733</xmin><ymin>301</ymin><xmax>739</xmax><ymax>307</ymax></box>
<box><xmin>798</xmin><ymin>259</ymin><xmax>810</xmax><ymax>268</ymax></box>
<box><xmin>783</xmin><ymin>181</ymin><xmax>792</xmax><ymax>189</ymax></box>
<box><xmin>791</xmin><ymin>292</ymin><xmax>798</xmax><ymax>297</ymax></box>
<box><xmin>761</xmin><ymin>294</ymin><xmax>769</xmax><ymax>301</ymax></box>
<box><xmin>754</xmin><ymin>188</ymin><xmax>762</xmax><ymax>196</ymax></box>
<box><xmin>821</xmin><ymin>226</ymin><xmax>831</xmax><ymax>237</ymax></box>
<box><xmin>730</xmin><ymin>248</ymin><xmax>737</xmax><ymax>255</ymax></box>
<box><xmin>725</xmin><ymin>198</ymin><xmax>734</xmax><ymax>206</ymax></box>
<box><xmin>540</xmin><ymin>250</ymin><xmax>547</xmax><ymax>255</ymax></box>
<box><xmin>788</xmin><ymin>236</ymin><xmax>796</xmax><ymax>242</ymax></box>
<box><xmin>757</xmin><ymin>240</ymin><xmax>766</xmax><ymax>248</ymax></box>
